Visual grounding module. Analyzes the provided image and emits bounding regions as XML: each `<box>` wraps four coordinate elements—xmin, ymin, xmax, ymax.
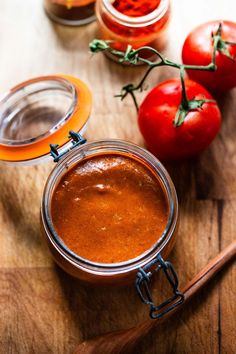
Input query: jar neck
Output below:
<box><xmin>101</xmin><ymin>0</ymin><xmax>170</xmax><ymax>27</ymax></box>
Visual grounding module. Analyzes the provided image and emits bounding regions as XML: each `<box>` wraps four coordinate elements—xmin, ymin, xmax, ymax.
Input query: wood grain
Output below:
<box><xmin>73</xmin><ymin>242</ymin><xmax>236</xmax><ymax>354</ymax></box>
<box><xmin>0</xmin><ymin>0</ymin><xmax>236</xmax><ymax>353</ymax></box>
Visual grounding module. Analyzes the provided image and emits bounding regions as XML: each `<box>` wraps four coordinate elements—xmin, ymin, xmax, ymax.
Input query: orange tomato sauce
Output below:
<box><xmin>51</xmin><ymin>153</ymin><xmax>169</xmax><ymax>263</ymax></box>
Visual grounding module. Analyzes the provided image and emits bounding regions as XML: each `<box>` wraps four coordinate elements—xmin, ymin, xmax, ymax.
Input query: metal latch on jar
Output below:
<box><xmin>50</xmin><ymin>131</ymin><xmax>86</xmax><ymax>162</ymax></box>
<box><xmin>136</xmin><ymin>254</ymin><xmax>184</xmax><ymax>319</ymax></box>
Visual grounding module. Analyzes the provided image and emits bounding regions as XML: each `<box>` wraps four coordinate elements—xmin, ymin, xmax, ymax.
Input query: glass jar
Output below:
<box><xmin>0</xmin><ymin>75</ymin><xmax>183</xmax><ymax>319</ymax></box>
<box><xmin>96</xmin><ymin>0</ymin><xmax>171</xmax><ymax>63</ymax></box>
<box><xmin>41</xmin><ymin>140</ymin><xmax>178</xmax><ymax>283</ymax></box>
<box><xmin>44</xmin><ymin>0</ymin><xmax>96</xmax><ymax>26</ymax></box>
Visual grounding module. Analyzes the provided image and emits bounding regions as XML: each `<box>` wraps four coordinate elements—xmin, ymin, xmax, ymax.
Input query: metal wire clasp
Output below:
<box><xmin>50</xmin><ymin>131</ymin><xmax>86</xmax><ymax>162</ymax></box>
<box><xmin>136</xmin><ymin>254</ymin><xmax>184</xmax><ymax>319</ymax></box>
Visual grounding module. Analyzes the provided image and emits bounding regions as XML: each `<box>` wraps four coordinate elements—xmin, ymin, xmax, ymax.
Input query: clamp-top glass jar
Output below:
<box><xmin>41</xmin><ymin>138</ymin><xmax>183</xmax><ymax>318</ymax></box>
<box><xmin>96</xmin><ymin>0</ymin><xmax>171</xmax><ymax>62</ymax></box>
<box><xmin>44</xmin><ymin>0</ymin><xmax>96</xmax><ymax>26</ymax></box>
<box><xmin>0</xmin><ymin>75</ymin><xmax>184</xmax><ymax>319</ymax></box>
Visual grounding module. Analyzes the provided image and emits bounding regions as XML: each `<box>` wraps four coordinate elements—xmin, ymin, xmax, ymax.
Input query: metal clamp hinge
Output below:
<box><xmin>136</xmin><ymin>254</ymin><xmax>184</xmax><ymax>319</ymax></box>
<box><xmin>50</xmin><ymin>131</ymin><xmax>87</xmax><ymax>162</ymax></box>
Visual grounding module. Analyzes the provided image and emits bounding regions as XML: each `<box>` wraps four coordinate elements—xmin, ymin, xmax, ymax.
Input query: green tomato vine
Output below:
<box><xmin>89</xmin><ymin>23</ymin><xmax>236</xmax><ymax>127</ymax></box>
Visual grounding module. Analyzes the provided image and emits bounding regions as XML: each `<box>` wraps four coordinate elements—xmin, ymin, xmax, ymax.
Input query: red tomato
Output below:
<box><xmin>138</xmin><ymin>79</ymin><xmax>221</xmax><ymax>160</ymax></box>
<box><xmin>182</xmin><ymin>21</ymin><xmax>236</xmax><ymax>93</ymax></box>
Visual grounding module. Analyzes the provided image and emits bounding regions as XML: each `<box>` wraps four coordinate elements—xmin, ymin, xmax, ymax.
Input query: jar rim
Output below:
<box><xmin>41</xmin><ymin>139</ymin><xmax>178</xmax><ymax>276</ymax></box>
<box><xmin>102</xmin><ymin>0</ymin><xmax>169</xmax><ymax>27</ymax></box>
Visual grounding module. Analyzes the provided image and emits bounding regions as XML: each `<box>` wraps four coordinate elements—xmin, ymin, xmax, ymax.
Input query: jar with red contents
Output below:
<box><xmin>96</xmin><ymin>0</ymin><xmax>171</xmax><ymax>63</ymax></box>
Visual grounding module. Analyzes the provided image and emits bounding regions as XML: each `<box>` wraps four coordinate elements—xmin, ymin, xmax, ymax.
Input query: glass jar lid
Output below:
<box><xmin>0</xmin><ymin>75</ymin><xmax>92</xmax><ymax>165</ymax></box>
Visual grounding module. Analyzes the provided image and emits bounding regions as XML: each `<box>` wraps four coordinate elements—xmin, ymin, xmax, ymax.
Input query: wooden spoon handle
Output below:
<box><xmin>182</xmin><ymin>240</ymin><xmax>236</xmax><ymax>300</ymax></box>
<box><xmin>74</xmin><ymin>241</ymin><xmax>236</xmax><ymax>354</ymax></box>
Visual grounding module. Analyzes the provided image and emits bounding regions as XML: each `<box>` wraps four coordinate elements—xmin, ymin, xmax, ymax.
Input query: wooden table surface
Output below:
<box><xmin>0</xmin><ymin>1</ymin><xmax>236</xmax><ymax>353</ymax></box>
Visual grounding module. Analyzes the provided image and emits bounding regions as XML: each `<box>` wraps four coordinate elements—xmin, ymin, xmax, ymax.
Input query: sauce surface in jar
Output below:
<box><xmin>51</xmin><ymin>153</ymin><xmax>169</xmax><ymax>263</ymax></box>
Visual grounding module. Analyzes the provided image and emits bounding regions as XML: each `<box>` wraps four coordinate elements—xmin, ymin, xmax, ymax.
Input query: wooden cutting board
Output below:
<box><xmin>0</xmin><ymin>0</ymin><xmax>235</xmax><ymax>353</ymax></box>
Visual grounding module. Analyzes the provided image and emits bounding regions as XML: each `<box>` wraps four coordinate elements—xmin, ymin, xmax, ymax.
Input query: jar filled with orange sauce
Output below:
<box><xmin>96</xmin><ymin>0</ymin><xmax>171</xmax><ymax>62</ymax></box>
<box><xmin>0</xmin><ymin>75</ymin><xmax>183</xmax><ymax>319</ymax></box>
<box><xmin>41</xmin><ymin>140</ymin><xmax>178</xmax><ymax>285</ymax></box>
<box><xmin>44</xmin><ymin>0</ymin><xmax>96</xmax><ymax>26</ymax></box>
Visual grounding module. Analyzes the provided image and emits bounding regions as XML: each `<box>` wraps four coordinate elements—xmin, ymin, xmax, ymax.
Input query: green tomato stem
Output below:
<box><xmin>180</xmin><ymin>66</ymin><xmax>189</xmax><ymax>110</ymax></box>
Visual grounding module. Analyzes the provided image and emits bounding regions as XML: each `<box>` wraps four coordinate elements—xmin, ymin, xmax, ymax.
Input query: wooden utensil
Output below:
<box><xmin>74</xmin><ymin>241</ymin><xmax>236</xmax><ymax>354</ymax></box>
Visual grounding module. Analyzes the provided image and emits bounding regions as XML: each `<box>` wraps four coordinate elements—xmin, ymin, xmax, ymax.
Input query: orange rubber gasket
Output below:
<box><xmin>0</xmin><ymin>75</ymin><xmax>92</xmax><ymax>163</ymax></box>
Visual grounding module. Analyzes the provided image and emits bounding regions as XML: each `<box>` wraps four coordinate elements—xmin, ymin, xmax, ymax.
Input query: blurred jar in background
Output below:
<box><xmin>96</xmin><ymin>0</ymin><xmax>171</xmax><ymax>63</ymax></box>
<box><xmin>44</xmin><ymin>0</ymin><xmax>96</xmax><ymax>26</ymax></box>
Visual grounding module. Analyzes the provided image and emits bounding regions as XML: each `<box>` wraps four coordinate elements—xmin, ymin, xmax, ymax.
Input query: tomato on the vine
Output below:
<box><xmin>138</xmin><ymin>79</ymin><xmax>221</xmax><ymax>161</ymax></box>
<box><xmin>182</xmin><ymin>20</ymin><xmax>236</xmax><ymax>93</ymax></box>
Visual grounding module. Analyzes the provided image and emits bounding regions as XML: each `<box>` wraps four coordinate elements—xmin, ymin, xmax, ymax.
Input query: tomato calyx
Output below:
<box><xmin>212</xmin><ymin>22</ymin><xmax>236</xmax><ymax>61</ymax></box>
<box><xmin>174</xmin><ymin>99</ymin><xmax>214</xmax><ymax>127</ymax></box>
<box><xmin>174</xmin><ymin>68</ymin><xmax>215</xmax><ymax>127</ymax></box>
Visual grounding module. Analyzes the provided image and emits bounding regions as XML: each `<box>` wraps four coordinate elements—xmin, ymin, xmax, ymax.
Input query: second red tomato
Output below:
<box><xmin>182</xmin><ymin>21</ymin><xmax>236</xmax><ymax>93</ymax></box>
